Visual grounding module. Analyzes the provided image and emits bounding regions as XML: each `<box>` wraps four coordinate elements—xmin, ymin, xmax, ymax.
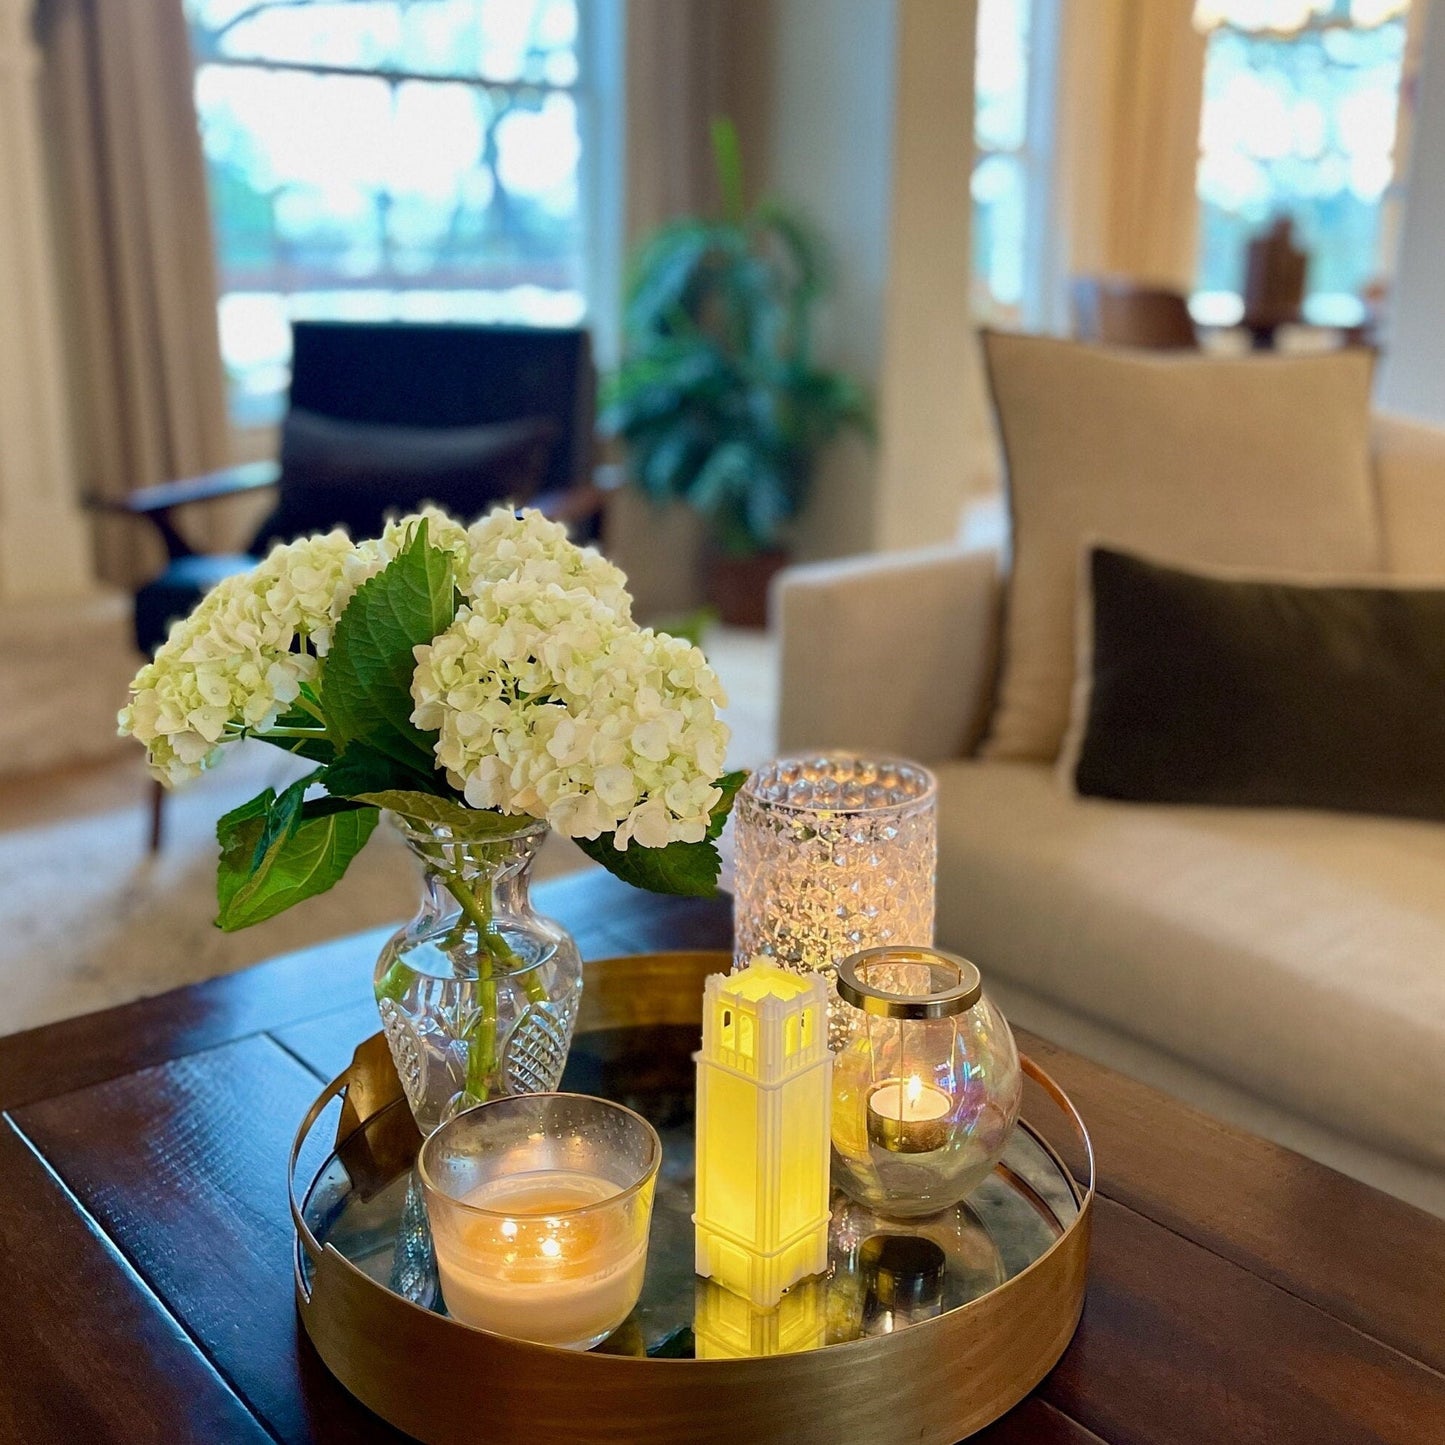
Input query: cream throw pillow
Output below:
<box><xmin>980</xmin><ymin>333</ymin><xmax>1380</xmax><ymax>762</ymax></box>
<box><xmin>1372</xmin><ymin>411</ymin><xmax>1445</xmax><ymax>581</ymax></box>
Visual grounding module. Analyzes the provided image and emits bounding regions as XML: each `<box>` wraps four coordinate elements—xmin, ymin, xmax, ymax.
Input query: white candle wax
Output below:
<box><xmin>432</xmin><ymin>1169</ymin><xmax>648</xmax><ymax>1350</ymax></box>
<box><xmin>867</xmin><ymin>1076</ymin><xmax>953</xmax><ymax>1154</ymax></box>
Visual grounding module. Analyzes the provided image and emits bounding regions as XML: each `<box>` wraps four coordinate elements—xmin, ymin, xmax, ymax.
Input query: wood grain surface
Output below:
<box><xmin>0</xmin><ymin>1118</ymin><xmax>271</xmax><ymax>1444</ymax></box>
<box><xmin>1016</xmin><ymin>1028</ymin><xmax>1445</xmax><ymax>1377</ymax></box>
<box><xmin>2</xmin><ymin>869</ymin><xmax>1442</xmax><ymax>1444</ymax></box>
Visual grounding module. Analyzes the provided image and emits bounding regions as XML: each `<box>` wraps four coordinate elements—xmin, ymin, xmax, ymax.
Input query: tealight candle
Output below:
<box><xmin>831</xmin><ymin>947</ymin><xmax>1022</xmax><ymax>1217</ymax></box>
<box><xmin>867</xmin><ymin>1075</ymin><xmax>953</xmax><ymax>1154</ymax></box>
<box><xmin>420</xmin><ymin>1094</ymin><xmax>661</xmax><ymax>1351</ymax></box>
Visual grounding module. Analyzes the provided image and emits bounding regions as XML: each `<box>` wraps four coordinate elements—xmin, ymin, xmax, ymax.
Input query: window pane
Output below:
<box><xmin>188</xmin><ymin>0</ymin><xmax>579</xmax><ymax>84</ymax></box>
<box><xmin>971</xmin><ymin>153</ymin><xmax>1027</xmax><ymax>324</ymax></box>
<box><xmin>975</xmin><ymin>0</ymin><xmax>1031</xmax><ymax>153</ymax></box>
<box><xmin>1195</xmin><ymin>17</ymin><xmax>1408</xmax><ymax>326</ymax></box>
<box><xmin>187</xmin><ymin>0</ymin><xmax>585</xmax><ymax>424</ymax></box>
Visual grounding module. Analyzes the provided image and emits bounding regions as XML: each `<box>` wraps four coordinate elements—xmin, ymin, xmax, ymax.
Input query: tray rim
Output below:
<box><xmin>289</xmin><ymin>949</ymin><xmax>1094</xmax><ymax>1445</ymax></box>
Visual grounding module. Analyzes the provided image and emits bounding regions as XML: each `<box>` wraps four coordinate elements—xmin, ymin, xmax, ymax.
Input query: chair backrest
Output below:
<box><xmin>1071</xmin><ymin>276</ymin><xmax>1198</xmax><ymax>350</ymax></box>
<box><xmin>1242</xmin><ymin>218</ymin><xmax>1308</xmax><ymax>330</ymax></box>
<box><xmin>287</xmin><ymin>320</ymin><xmax>596</xmax><ymax>497</ymax></box>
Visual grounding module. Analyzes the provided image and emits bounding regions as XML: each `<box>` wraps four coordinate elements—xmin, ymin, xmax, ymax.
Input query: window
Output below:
<box><xmin>1194</xmin><ymin>8</ymin><xmax>1413</xmax><ymax>327</ymax></box>
<box><xmin>972</xmin><ymin>0</ymin><xmax>1058</xmax><ymax>328</ymax></box>
<box><xmin>186</xmin><ymin>0</ymin><xmax>619</xmax><ymax>426</ymax></box>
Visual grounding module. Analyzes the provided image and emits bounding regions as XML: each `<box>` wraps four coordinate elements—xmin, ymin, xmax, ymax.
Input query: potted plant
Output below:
<box><xmin>603</xmin><ymin>119</ymin><xmax>872</xmax><ymax>627</ymax></box>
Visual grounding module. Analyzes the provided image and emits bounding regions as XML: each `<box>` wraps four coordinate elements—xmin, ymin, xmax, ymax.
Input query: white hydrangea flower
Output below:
<box><xmin>119</xmin><ymin>503</ymin><xmax>732</xmax><ymax>845</ymax></box>
<box><xmin>118</xmin><ymin>529</ymin><xmax>360</xmax><ymax>785</ymax></box>
<box><xmin>463</xmin><ymin>508</ymin><xmax>633</xmax><ymax>621</ymax></box>
<box><xmin>411</xmin><ymin>575</ymin><xmax>729</xmax><ymax>847</ymax></box>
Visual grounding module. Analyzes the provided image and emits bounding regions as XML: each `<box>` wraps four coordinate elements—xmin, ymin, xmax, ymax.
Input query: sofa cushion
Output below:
<box><xmin>934</xmin><ymin>759</ymin><xmax>1445</xmax><ymax>1167</ymax></box>
<box><xmin>1065</xmin><ymin>545</ymin><xmax>1445</xmax><ymax>822</ymax></box>
<box><xmin>979</xmin><ymin>333</ymin><xmax>1380</xmax><ymax>762</ymax></box>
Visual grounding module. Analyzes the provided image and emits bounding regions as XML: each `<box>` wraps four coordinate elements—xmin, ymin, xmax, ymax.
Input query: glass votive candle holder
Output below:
<box><xmin>830</xmin><ymin>947</ymin><xmax>1022</xmax><ymax>1218</ymax></box>
<box><xmin>418</xmin><ymin>1093</ymin><xmax>661</xmax><ymax>1350</ymax></box>
<box><xmin>733</xmin><ymin>754</ymin><xmax>938</xmax><ymax>1045</ymax></box>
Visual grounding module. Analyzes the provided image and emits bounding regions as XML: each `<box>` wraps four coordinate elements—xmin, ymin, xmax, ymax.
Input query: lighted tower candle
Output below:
<box><xmin>694</xmin><ymin>959</ymin><xmax>832</xmax><ymax>1309</ymax></box>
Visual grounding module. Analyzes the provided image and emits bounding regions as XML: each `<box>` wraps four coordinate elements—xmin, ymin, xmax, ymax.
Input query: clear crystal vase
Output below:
<box><xmin>373</xmin><ymin>817</ymin><xmax>583</xmax><ymax>1134</ymax></box>
<box><xmin>733</xmin><ymin>754</ymin><xmax>938</xmax><ymax>1046</ymax></box>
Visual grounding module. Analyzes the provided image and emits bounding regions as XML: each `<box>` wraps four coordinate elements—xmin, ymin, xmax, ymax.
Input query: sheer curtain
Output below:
<box><xmin>36</xmin><ymin>0</ymin><xmax>229</xmax><ymax>588</ymax></box>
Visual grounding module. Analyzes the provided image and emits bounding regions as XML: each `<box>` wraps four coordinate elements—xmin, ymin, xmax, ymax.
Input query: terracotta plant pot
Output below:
<box><xmin>706</xmin><ymin>550</ymin><xmax>790</xmax><ymax>628</ymax></box>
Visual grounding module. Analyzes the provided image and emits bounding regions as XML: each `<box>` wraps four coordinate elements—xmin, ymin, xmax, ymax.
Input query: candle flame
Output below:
<box><xmin>905</xmin><ymin>1074</ymin><xmax>924</xmax><ymax>1107</ymax></box>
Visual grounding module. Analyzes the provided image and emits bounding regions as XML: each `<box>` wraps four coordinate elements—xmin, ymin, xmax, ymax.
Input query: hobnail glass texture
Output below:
<box><xmin>373</xmin><ymin>818</ymin><xmax>582</xmax><ymax>1135</ymax></box>
<box><xmin>831</xmin><ymin>953</ymin><xmax>1022</xmax><ymax>1218</ymax></box>
<box><xmin>732</xmin><ymin>754</ymin><xmax>938</xmax><ymax>1040</ymax></box>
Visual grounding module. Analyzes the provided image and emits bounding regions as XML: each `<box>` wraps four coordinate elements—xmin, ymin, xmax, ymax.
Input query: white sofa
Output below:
<box><xmin>774</xmin><ymin>413</ymin><xmax>1445</xmax><ymax>1217</ymax></box>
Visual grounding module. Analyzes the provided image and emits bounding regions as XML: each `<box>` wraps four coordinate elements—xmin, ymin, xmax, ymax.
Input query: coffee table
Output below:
<box><xmin>2</xmin><ymin>867</ymin><xmax>1442</xmax><ymax>1444</ymax></box>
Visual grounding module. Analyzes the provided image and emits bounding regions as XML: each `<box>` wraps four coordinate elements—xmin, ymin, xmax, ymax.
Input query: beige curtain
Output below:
<box><xmin>623</xmin><ymin>0</ymin><xmax>732</xmax><ymax>244</ymax></box>
<box><xmin>610</xmin><ymin>0</ymin><xmax>735</xmax><ymax>615</ymax></box>
<box><xmin>36</xmin><ymin>0</ymin><xmax>230</xmax><ymax>588</ymax></box>
<box><xmin>1055</xmin><ymin>0</ymin><xmax>1208</xmax><ymax>290</ymax></box>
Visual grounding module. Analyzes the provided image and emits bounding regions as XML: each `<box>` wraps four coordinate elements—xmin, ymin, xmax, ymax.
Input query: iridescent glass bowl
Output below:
<box><xmin>830</xmin><ymin>947</ymin><xmax>1022</xmax><ymax>1218</ymax></box>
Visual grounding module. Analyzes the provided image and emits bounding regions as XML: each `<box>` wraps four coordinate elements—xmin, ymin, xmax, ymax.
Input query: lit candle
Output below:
<box><xmin>431</xmin><ymin>1169</ymin><xmax>649</xmax><ymax>1350</ymax></box>
<box><xmin>694</xmin><ymin>961</ymin><xmax>833</xmax><ymax>1308</ymax></box>
<box><xmin>867</xmin><ymin>1075</ymin><xmax>952</xmax><ymax>1154</ymax></box>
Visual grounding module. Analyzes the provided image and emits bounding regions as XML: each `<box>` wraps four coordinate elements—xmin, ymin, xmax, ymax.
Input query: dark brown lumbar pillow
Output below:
<box><xmin>1068</xmin><ymin>545</ymin><xmax>1445</xmax><ymax>822</ymax></box>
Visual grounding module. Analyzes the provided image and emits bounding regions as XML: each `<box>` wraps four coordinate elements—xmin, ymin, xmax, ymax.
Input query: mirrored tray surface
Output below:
<box><xmin>300</xmin><ymin>1020</ymin><xmax>1082</xmax><ymax>1362</ymax></box>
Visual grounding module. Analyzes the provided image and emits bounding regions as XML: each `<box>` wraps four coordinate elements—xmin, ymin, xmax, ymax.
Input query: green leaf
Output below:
<box><xmin>252</xmin><ymin>771</ymin><xmax>317</xmax><ymax>864</ymax></box>
<box><xmin>712</xmin><ymin>116</ymin><xmax>746</xmax><ymax>224</ymax></box>
<box><xmin>323</xmin><ymin>518</ymin><xmax>456</xmax><ymax>770</ymax></box>
<box><xmin>575</xmin><ymin>833</ymin><xmax>724</xmax><ymax>899</ymax></box>
<box><xmin>216</xmin><ymin>789</ymin><xmax>273</xmax><ymax>843</ymax></box>
<box><xmin>650</xmin><ymin>606</ymin><xmax>718</xmax><ymax>650</ymax></box>
<box><xmin>354</xmin><ymin>791</ymin><xmax>528</xmax><ymax>839</ymax></box>
<box><xmin>324</xmin><ymin>742</ymin><xmax>436</xmax><ymax>799</ymax></box>
<box><xmin>707</xmin><ymin>770</ymin><xmax>748</xmax><ymax>839</ymax></box>
<box><xmin>216</xmin><ymin>789</ymin><xmax>378</xmax><ymax>931</ymax></box>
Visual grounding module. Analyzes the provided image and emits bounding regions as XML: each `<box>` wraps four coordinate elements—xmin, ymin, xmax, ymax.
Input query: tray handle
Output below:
<box><xmin>289</xmin><ymin>1034</ymin><xmax>410</xmax><ymax>1298</ymax></box>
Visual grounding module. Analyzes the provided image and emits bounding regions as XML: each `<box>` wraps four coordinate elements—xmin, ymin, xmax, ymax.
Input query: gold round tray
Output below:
<box><xmin>290</xmin><ymin>951</ymin><xmax>1093</xmax><ymax>1445</ymax></box>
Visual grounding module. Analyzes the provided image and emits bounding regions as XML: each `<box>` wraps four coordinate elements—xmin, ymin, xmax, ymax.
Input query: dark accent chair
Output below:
<box><xmin>106</xmin><ymin>320</ymin><xmax>610</xmax><ymax>850</ymax></box>
<box><xmin>1071</xmin><ymin>276</ymin><xmax>1199</xmax><ymax>350</ymax></box>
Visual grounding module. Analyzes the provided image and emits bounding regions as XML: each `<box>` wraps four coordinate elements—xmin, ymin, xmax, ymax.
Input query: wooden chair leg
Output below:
<box><xmin>148</xmin><ymin>778</ymin><xmax>165</xmax><ymax>854</ymax></box>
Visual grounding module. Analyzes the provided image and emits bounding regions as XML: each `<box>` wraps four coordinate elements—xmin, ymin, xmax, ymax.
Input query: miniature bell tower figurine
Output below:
<box><xmin>694</xmin><ymin>959</ymin><xmax>832</xmax><ymax>1308</ymax></box>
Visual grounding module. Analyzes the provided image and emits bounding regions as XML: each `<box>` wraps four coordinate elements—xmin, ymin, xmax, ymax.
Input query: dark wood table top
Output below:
<box><xmin>3</xmin><ymin>867</ymin><xmax>1443</xmax><ymax>1444</ymax></box>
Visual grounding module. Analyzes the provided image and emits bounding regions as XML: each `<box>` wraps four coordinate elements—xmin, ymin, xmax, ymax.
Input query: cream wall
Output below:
<box><xmin>1380</xmin><ymin>0</ymin><xmax>1445</xmax><ymax>423</ymax></box>
<box><xmin>726</xmin><ymin>0</ymin><xmax>900</xmax><ymax>561</ymax></box>
<box><xmin>728</xmin><ymin>0</ymin><xmax>990</xmax><ymax>560</ymax></box>
<box><xmin>874</xmin><ymin>0</ymin><xmax>994</xmax><ymax>551</ymax></box>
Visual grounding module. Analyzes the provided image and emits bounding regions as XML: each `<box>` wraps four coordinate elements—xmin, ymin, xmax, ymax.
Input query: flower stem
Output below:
<box><xmin>440</xmin><ymin>864</ymin><xmax>547</xmax><ymax>1104</ymax></box>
